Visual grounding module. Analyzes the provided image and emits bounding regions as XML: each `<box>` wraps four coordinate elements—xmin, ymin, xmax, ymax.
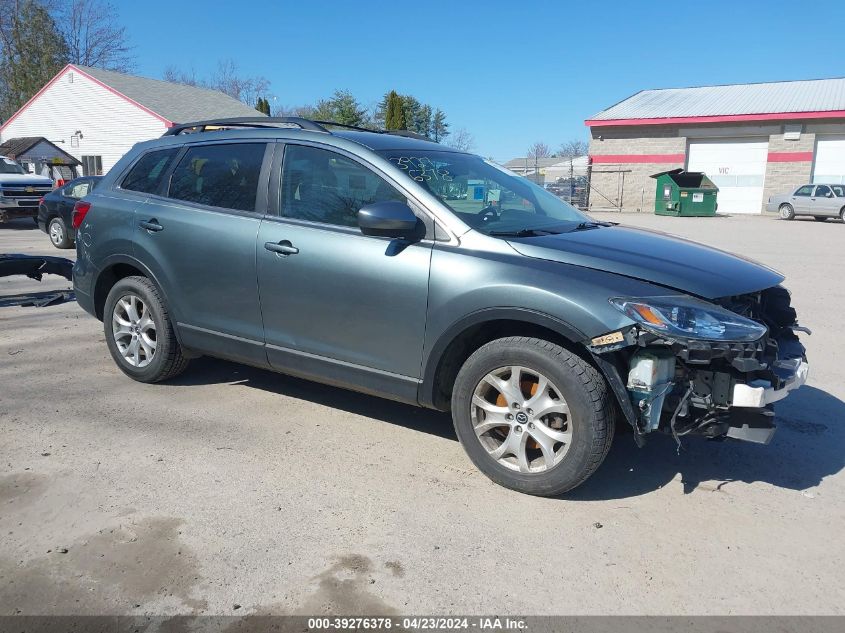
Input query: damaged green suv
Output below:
<box><xmin>72</xmin><ymin>117</ymin><xmax>809</xmax><ymax>496</ymax></box>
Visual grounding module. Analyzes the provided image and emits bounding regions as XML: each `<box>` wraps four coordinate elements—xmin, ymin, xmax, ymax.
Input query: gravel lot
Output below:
<box><xmin>1</xmin><ymin>213</ymin><xmax>843</xmax><ymax>616</ymax></box>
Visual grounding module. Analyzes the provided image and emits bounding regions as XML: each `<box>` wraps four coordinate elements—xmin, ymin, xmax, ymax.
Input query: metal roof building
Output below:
<box><xmin>0</xmin><ymin>64</ymin><xmax>263</xmax><ymax>174</ymax></box>
<box><xmin>586</xmin><ymin>78</ymin><xmax>845</xmax><ymax>214</ymax></box>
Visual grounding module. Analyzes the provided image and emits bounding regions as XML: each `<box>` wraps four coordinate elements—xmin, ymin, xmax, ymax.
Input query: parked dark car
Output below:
<box><xmin>38</xmin><ymin>176</ymin><xmax>102</xmax><ymax>248</ymax></box>
<box><xmin>72</xmin><ymin>117</ymin><xmax>809</xmax><ymax>496</ymax></box>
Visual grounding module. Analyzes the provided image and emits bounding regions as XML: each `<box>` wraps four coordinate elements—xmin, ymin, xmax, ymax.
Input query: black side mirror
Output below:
<box><xmin>827</xmin><ymin>192</ymin><xmax>834</xmax><ymax>198</ymax></box>
<box><xmin>358</xmin><ymin>201</ymin><xmax>421</xmax><ymax>240</ymax></box>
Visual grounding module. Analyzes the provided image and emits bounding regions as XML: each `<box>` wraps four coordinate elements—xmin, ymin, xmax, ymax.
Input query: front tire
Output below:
<box><xmin>779</xmin><ymin>204</ymin><xmax>795</xmax><ymax>220</ymax></box>
<box><xmin>103</xmin><ymin>276</ymin><xmax>189</xmax><ymax>383</ymax></box>
<box><xmin>451</xmin><ymin>337</ymin><xmax>615</xmax><ymax>496</ymax></box>
<box><xmin>47</xmin><ymin>217</ymin><xmax>73</xmax><ymax>249</ymax></box>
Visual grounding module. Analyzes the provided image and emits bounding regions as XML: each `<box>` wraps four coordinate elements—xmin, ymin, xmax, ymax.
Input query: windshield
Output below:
<box><xmin>0</xmin><ymin>157</ymin><xmax>26</xmax><ymax>175</ymax></box>
<box><xmin>377</xmin><ymin>150</ymin><xmax>589</xmax><ymax>235</ymax></box>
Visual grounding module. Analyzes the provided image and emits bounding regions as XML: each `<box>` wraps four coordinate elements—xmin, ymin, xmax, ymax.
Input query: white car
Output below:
<box><xmin>767</xmin><ymin>183</ymin><xmax>845</xmax><ymax>221</ymax></box>
<box><xmin>0</xmin><ymin>156</ymin><xmax>54</xmax><ymax>224</ymax></box>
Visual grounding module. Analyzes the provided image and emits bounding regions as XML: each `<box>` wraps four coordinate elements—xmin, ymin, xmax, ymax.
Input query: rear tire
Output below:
<box><xmin>47</xmin><ymin>216</ymin><xmax>73</xmax><ymax>249</ymax></box>
<box><xmin>840</xmin><ymin>207</ymin><xmax>845</xmax><ymax>222</ymax></box>
<box><xmin>103</xmin><ymin>276</ymin><xmax>189</xmax><ymax>383</ymax></box>
<box><xmin>779</xmin><ymin>204</ymin><xmax>795</xmax><ymax>220</ymax></box>
<box><xmin>451</xmin><ymin>336</ymin><xmax>615</xmax><ymax>496</ymax></box>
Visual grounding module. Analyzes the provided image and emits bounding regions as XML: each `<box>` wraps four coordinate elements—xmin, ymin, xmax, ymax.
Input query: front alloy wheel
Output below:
<box><xmin>472</xmin><ymin>366</ymin><xmax>572</xmax><ymax>473</ymax></box>
<box><xmin>112</xmin><ymin>294</ymin><xmax>157</xmax><ymax>367</ymax></box>
<box><xmin>451</xmin><ymin>336</ymin><xmax>615</xmax><ymax>496</ymax></box>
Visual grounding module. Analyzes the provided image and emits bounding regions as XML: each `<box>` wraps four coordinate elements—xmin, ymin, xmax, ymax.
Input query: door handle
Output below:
<box><xmin>139</xmin><ymin>219</ymin><xmax>163</xmax><ymax>232</ymax></box>
<box><xmin>264</xmin><ymin>240</ymin><xmax>299</xmax><ymax>256</ymax></box>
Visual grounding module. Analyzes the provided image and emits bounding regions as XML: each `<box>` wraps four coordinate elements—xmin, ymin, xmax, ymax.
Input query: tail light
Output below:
<box><xmin>72</xmin><ymin>200</ymin><xmax>91</xmax><ymax>229</ymax></box>
<box><xmin>56</xmin><ymin>179</ymin><xmax>66</xmax><ymax>188</ymax></box>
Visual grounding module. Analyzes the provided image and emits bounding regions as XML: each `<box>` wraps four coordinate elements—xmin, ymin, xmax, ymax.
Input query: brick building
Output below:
<box><xmin>586</xmin><ymin>78</ymin><xmax>845</xmax><ymax>214</ymax></box>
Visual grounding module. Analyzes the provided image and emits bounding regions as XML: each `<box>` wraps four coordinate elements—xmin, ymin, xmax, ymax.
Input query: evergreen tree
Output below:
<box><xmin>384</xmin><ymin>90</ymin><xmax>405</xmax><ymax>130</ymax></box>
<box><xmin>255</xmin><ymin>97</ymin><xmax>271</xmax><ymax>115</ymax></box>
<box><xmin>329</xmin><ymin>89</ymin><xmax>367</xmax><ymax>126</ymax></box>
<box><xmin>0</xmin><ymin>0</ymin><xmax>69</xmax><ymax>120</ymax></box>
<box><xmin>431</xmin><ymin>109</ymin><xmax>449</xmax><ymax>142</ymax></box>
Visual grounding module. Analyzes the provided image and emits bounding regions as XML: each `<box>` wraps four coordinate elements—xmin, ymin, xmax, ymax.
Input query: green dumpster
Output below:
<box><xmin>651</xmin><ymin>169</ymin><xmax>718</xmax><ymax>217</ymax></box>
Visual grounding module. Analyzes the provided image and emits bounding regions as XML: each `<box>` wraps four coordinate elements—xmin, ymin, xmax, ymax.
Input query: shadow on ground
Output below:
<box><xmin>168</xmin><ymin>356</ymin><xmax>456</xmax><ymax>441</ymax></box>
<box><xmin>0</xmin><ymin>218</ymin><xmax>39</xmax><ymax>231</ymax></box>
<box><xmin>569</xmin><ymin>384</ymin><xmax>845</xmax><ymax>500</ymax></box>
<box><xmin>169</xmin><ymin>358</ymin><xmax>844</xmax><ymax>500</ymax></box>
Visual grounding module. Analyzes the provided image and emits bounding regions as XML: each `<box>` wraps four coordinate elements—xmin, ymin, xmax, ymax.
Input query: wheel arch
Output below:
<box><xmin>93</xmin><ymin>255</ymin><xmax>191</xmax><ymax>351</ymax></box>
<box><xmin>419</xmin><ymin>308</ymin><xmax>590</xmax><ymax>411</ymax></box>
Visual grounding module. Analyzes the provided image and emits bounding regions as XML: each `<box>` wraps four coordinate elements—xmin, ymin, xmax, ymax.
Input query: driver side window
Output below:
<box><xmin>281</xmin><ymin>145</ymin><xmax>406</xmax><ymax>227</ymax></box>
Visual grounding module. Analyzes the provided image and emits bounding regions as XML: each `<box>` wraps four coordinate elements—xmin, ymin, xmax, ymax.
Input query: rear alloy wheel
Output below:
<box><xmin>452</xmin><ymin>336</ymin><xmax>615</xmax><ymax>496</ymax></box>
<box><xmin>779</xmin><ymin>204</ymin><xmax>795</xmax><ymax>220</ymax></box>
<box><xmin>103</xmin><ymin>276</ymin><xmax>189</xmax><ymax>383</ymax></box>
<box><xmin>48</xmin><ymin>216</ymin><xmax>73</xmax><ymax>249</ymax></box>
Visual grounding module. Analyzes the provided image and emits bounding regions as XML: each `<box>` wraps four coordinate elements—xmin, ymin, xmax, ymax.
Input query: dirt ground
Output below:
<box><xmin>1</xmin><ymin>212</ymin><xmax>843</xmax><ymax>616</ymax></box>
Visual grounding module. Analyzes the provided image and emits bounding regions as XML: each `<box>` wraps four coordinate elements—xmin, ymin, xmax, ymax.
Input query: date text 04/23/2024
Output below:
<box><xmin>307</xmin><ymin>617</ymin><xmax>528</xmax><ymax>630</ymax></box>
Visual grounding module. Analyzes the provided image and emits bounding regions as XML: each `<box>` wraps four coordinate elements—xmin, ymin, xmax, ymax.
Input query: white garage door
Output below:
<box><xmin>687</xmin><ymin>140</ymin><xmax>769</xmax><ymax>214</ymax></box>
<box><xmin>813</xmin><ymin>136</ymin><xmax>845</xmax><ymax>184</ymax></box>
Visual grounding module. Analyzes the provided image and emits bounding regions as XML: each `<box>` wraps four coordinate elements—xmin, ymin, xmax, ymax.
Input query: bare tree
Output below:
<box><xmin>558</xmin><ymin>139</ymin><xmax>588</xmax><ymax>159</ymax></box>
<box><xmin>162</xmin><ymin>65</ymin><xmax>200</xmax><ymax>86</ymax></box>
<box><xmin>54</xmin><ymin>0</ymin><xmax>134</xmax><ymax>71</ymax></box>
<box><xmin>209</xmin><ymin>59</ymin><xmax>269</xmax><ymax>107</ymax></box>
<box><xmin>163</xmin><ymin>59</ymin><xmax>270</xmax><ymax>107</ymax></box>
<box><xmin>272</xmin><ymin>103</ymin><xmax>315</xmax><ymax>118</ymax></box>
<box><xmin>448</xmin><ymin>128</ymin><xmax>475</xmax><ymax>152</ymax></box>
<box><xmin>527</xmin><ymin>142</ymin><xmax>552</xmax><ymax>159</ymax></box>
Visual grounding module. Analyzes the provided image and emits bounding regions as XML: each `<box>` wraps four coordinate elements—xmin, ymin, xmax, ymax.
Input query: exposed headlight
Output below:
<box><xmin>610</xmin><ymin>296</ymin><xmax>767</xmax><ymax>342</ymax></box>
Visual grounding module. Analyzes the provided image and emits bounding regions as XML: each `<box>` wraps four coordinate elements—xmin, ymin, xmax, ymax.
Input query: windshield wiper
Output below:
<box><xmin>573</xmin><ymin>221</ymin><xmax>606</xmax><ymax>231</ymax></box>
<box><xmin>488</xmin><ymin>228</ymin><xmax>562</xmax><ymax>237</ymax></box>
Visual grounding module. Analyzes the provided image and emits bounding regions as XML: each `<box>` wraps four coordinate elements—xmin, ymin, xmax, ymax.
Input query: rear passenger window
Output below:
<box><xmin>795</xmin><ymin>185</ymin><xmax>814</xmax><ymax>196</ymax></box>
<box><xmin>168</xmin><ymin>143</ymin><xmax>266</xmax><ymax>212</ymax></box>
<box><xmin>122</xmin><ymin>148</ymin><xmax>179</xmax><ymax>194</ymax></box>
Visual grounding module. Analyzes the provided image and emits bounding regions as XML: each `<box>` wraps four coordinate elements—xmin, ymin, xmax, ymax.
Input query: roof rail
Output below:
<box><xmin>163</xmin><ymin>116</ymin><xmax>435</xmax><ymax>143</ymax></box>
<box><xmin>163</xmin><ymin>117</ymin><xmax>329</xmax><ymax>136</ymax></box>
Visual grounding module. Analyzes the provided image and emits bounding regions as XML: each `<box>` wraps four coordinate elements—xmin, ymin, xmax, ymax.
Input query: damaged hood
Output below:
<box><xmin>506</xmin><ymin>224</ymin><xmax>784</xmax><ymax>299</ymax></box>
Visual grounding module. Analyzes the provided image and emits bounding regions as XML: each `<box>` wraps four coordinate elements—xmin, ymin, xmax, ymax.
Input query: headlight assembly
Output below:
<box><xmin>610</xmin><ymin>296</ymin><xmax>767</xmax><ymax>342</ymax></box>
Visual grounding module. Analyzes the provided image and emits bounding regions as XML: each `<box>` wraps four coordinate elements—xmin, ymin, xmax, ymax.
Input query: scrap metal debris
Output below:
<box><xmin>0</xmin><ymin>253</ymin><xmax>73</xmax><ymax>281</ymax></box>
<box><xmin>0</xmin><ymin>254</ymin><xmax>75</xmax><ymax>307</ymax></box>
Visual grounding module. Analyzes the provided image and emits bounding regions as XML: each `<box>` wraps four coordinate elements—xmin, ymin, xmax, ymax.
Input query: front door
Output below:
<box><xmin>257</xmin><ymin>143</ymin><xmax>432</xmax><ymax>402</ymax></box>
<box><xmin>133</xmin><ymin>141</ymin><xmax>271</xmax><ymax>366</ymax></box>
<box><xmin>809</xmin><ymin>184</ymin><xmax>838</xmax><ymax>216</ymax></box>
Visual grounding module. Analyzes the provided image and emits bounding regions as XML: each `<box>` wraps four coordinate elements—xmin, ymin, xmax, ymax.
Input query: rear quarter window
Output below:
<box><xmin>121</xmin><ymin>148</ymin><xmax>179</xmax><ymax>194</ymax></box>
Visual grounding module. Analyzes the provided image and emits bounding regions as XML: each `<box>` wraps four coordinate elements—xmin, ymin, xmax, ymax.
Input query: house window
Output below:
<box><xmin>82</xmin><ymin>155</ymin><xmax>103</xmax><ymax>176</ymax></box>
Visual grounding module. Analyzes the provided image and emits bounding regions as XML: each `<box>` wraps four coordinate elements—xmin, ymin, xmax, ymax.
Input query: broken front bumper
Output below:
<box><xmin>732</xmin><ymin>358</ymin><xmax>809</xmax><ymax>408</ymax></box>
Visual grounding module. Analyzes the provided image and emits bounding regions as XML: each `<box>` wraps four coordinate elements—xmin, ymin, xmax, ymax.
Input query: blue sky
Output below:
<box><xmin>119</xmin><ymin>0</ymin><xmax>845</xmax><ymax>161</ymax></box>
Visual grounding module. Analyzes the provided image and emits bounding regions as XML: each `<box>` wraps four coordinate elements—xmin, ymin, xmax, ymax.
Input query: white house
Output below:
<box><xmin>0</xmin><ymin>64</ymin><xmax>262</xmax><ymax>175</ymax></box>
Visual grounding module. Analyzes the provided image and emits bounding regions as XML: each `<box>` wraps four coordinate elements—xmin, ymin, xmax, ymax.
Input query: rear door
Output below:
<box><xmin>133</xmin><ymin>141</ymin><xmax>272</xmax><ymax>366</ymax></box>
<box><xmin>256</xmin><ymin>142</ymin><xmax>433</xmax><ymax>401</ymax></box>
<box><xmin>791</xmin><ymin>184</ymin><xmax>814</xmax><ymax>214</ymax></box>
